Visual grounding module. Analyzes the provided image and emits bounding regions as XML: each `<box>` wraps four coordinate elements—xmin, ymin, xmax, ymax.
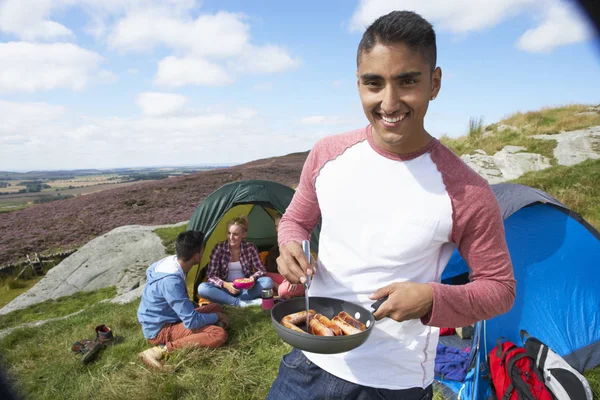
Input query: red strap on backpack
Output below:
<box><xmin>488</xmin><ymin>338</ymin><xmax>553</xmax><ymax>400</ymax></box>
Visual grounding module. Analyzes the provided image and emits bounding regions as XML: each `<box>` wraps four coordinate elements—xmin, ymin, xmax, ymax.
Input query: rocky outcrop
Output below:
<box><xmin>461</xmin><ymin>146</ymin><xmax>552</xmax><ymax>184</ymax></box>
<box><xmin>533</xmin><ymin>126</ymin><xmax>600</xmax><ymax>166</ymax></box>
<box><xmin>462</xmin><ymin>125</ymin><xmax>600</xmax><ymax>183</ymax></box>
<box><xmin>0</xmin><ymin>222</ymin><xmax>186</xmax><ymax>315</ymax></box>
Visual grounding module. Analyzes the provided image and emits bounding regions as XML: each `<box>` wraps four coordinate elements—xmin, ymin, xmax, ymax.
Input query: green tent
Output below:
<box><xmin>186</xmin><ymin>179</ymin><xmax>321</xmax><ymax>299</ymax></box>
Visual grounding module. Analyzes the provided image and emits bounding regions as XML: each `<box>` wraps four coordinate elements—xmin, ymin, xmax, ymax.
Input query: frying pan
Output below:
<box><xmin>271</xmin><ymin>295</ymin><xmax>387</xmax><ymax>354</ymax></box>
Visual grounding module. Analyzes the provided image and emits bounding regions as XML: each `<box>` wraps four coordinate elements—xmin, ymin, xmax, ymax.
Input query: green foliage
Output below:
<box><xmin>468</xmin><ymin>116</ymin><xmax>484</xmax><ymax>139</ymax></box>
<box><xmin>512</xmin><ymin>159</ymin><xmax>600</xmax><ymax>229</ymax></box>
<box><xmin>154</xmin><ymin>224</ymin><xmax>188</xmax><ymax>255</ymax></box>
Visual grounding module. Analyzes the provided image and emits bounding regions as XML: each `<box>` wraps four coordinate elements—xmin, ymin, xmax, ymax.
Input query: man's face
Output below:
<box><xmin>357</xmin><ymin>42</ymin><xmax>441</xmax><ymax>154</ymax></box>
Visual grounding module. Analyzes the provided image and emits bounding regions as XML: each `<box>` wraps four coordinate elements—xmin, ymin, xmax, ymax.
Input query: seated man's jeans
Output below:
<box><xmin>197</xmin><ymin>276</ymin><xmax>273</xmax><ymax>306</ymax></box>
<box><xmin>267</xmin><ymin>348</ymin><xmax>433</xmax><ymax>400</ymax></box>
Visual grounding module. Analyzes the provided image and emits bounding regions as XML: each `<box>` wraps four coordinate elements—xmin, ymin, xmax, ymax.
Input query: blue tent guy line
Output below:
<box><xmin>438</xmin><ymin>183</ymin><xmax>600</xmax><ymax>400</ymax></box>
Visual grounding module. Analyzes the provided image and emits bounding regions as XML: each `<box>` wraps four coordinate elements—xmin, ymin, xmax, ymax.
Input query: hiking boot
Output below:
<box><xmin>139</xmin><ymin>346</ymin><xmax>168</xmax><ymax>369</ymax></box>
<box><xmin>238</xmin><ymin>298</ymin><xmax>262</xmax><ymax>308</ymax></box>
<box><xmin>81</xmin><ymin>341</ymin><xmax>103</xmax><ymax>365</ymax></box>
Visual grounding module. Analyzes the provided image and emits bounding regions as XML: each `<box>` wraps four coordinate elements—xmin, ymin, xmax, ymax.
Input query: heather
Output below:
<box><xmin>0</xmin><ymin>154</ymin><xmax>307</xmax><ymax>268</ymax></box>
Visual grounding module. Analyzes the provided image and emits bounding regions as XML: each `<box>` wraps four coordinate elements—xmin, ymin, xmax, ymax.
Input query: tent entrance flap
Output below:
<box><xmin>184</xmin><ymin>179</ymin><xmax>322</xmax><ymax>300</ymax></box>
<box><xmin>189</xmin><ymin>203</ymin><xmax>279</xmax><ymax>296</ymax></box>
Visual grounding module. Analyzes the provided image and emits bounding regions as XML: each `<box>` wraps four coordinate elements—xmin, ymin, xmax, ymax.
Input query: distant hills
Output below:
<box><xmin>0</xmin><ymin>165</ymin><xmax>232</xmax><ymax>180</ymax></box>
<box><xmin>0</xmin><ymin>152</ymin><xmax>308</xmax><ymax>268</ymax></box>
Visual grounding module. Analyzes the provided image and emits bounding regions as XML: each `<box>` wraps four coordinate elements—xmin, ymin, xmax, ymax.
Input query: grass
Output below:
<box><xmin>0</xmin><ymin>202</ymin><xmax>29</xmax><ymax>214</ymax></box>
<box><xmin>0</xmin><ymin>296</ymin><xmax>289</xmax><ymax>400</ymax></box>
<box><xmin>501</xmin><ymin>104</ymin><xmax>600</xmax><ymax>136</ymax></box>
<box><xmin>512</xmin><ymin>158</ymin><xmax>600</xmax><ymax>229</ymax></box>
<box><xmin>0</xmin><ymin>287</ymin><xmax>115</xmax><ymax>330</ymax></box>
<box><xmin>0</xmin><ymin>289</ymin><xmax>597</xmax><ymax>399</ymax></box>
<box><xmin>0</xmin><ymin>256</ymin><xmax>70</xmax><ymax>309</ymax></box>
<box><xmin>0</xmin><ymin>275</ymin><xmax>44</xmax><ymax>310</ymax></box>
<box><xmin>154</xmin><ymin>224</ymin><xmax>188</xmax><ymax>254</ymax></box>
<box><xmin>441</xmin><ymin>104</ymin><xmax>600</xmax><ymax>160</ymax></box>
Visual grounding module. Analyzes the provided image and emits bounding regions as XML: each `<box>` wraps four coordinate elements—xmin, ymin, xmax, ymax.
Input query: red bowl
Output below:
<box><xmin>233</xmin><ymin>278</ymin><xmax>254</xmax><ymax>289</ymax></box>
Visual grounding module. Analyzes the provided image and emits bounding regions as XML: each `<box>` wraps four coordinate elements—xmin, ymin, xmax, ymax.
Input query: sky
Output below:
<box><xmin>1</xmin><ymin>0</ymin><xmax>599</xmax><ymax>171</ymax></box>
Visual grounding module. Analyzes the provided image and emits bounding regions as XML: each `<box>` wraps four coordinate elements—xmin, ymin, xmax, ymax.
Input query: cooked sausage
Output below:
<box><xmin>338</xmin><ymin>311</ymin><xmax>366</xmax><ymax>331</ymax></box>
<box><xmin>309</xmin><ymin>318</ymin><xmax>334</xmax><ymax>336</ymax></box>
<box><xmin>282</xmin><ymin>309</ymin><xmax>316</xmax><ymax>326</ymax></box>
<box><xmin>332</xmin><ymin>316</ymin><xmax>362</xmax><ymax>335</ymax></box>
<box><xmin>314</xmin><ymin>313</ymin><xmax>343</xmax><ymax>336</ymax></box>
<box><xmin>282</xmin><ymin>320</ymin><xmax>306</xmax><ymax>333</ymax></box>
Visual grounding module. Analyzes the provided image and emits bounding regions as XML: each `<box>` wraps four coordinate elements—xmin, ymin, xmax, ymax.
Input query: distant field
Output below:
<box><xmin>0</xmin><ymin>180</ymin><xmax>157</xmax><ymax>205</ymax></box>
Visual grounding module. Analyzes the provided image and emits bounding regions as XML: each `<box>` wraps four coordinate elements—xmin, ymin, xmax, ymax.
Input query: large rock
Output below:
<box><xmin>0</xmin><ymin>223</ymin><xmax>184</xmax><ymax>315</ymax></box>
<box><xmin>461</xmin><ymin>146</ymin><xmax>552</xmax><ymax>183</ymax></box>
<box><xmin>493</xmin><ymin>146</ymin><xmax>552</xmax><ymax>180</ymax></box>
<box><xmin>460</xmin><ymin>151</ymin><xmax>505</xmax><ymax>184</ymax></box>
<box><xmin>534</xmin><ymin>126</ymin><xmax>600</xmax><ymax>166</ymax></box>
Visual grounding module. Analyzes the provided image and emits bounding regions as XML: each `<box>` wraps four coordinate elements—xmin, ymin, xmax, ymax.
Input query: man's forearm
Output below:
<box><xmin>421</xmin><ymin>278</ymin><xmax>516</xmax><ymax>327</ymax></box>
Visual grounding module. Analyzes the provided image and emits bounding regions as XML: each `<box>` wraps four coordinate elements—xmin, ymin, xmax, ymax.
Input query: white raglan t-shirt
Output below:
<box><xmin>278</xmin><ymin>126</ymin><xmax>515</xmax><ymax>390</ymax></box>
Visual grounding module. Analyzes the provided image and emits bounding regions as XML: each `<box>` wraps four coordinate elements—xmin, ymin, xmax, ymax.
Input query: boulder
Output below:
<box><xmin>0</xmin><ymin>222</ymin><xmax>185</xmax><ymax>315</ymax></box>
<box><xmin>534</xmin><ymin>126</ymin><xmax>600</xmax><ymax>166</ymax></box>
<box><xmin>461</xmin><ymin>146</ymin><xmax>552</xmax><ymax>183</ymax></box>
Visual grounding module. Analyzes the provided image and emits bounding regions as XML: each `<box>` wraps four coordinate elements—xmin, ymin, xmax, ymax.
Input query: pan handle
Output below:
<box><xmin>370</xmin><ymin>295</ymin><xmax>389</xmax><ymax>313</ymax></box>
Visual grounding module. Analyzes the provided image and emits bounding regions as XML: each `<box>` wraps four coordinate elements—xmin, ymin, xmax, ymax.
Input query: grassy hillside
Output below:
<box><xmin>441</xmin><ymin>104</ymin><xmax>600</xmax><ymax>229</ymax></box>
<box><xmin>441</xmin><ymin>104</ymin><xmax>600</xmax><ymax>161</ymax></box>
<box><xmin>513</xmin><ymin>158</ymin><xmax>600</xmax><ymax>229</ymax></box>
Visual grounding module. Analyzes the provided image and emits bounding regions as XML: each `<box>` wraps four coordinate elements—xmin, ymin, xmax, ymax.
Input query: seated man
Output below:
<box><xmin>137</xmin><ymin>231</ymin><xmax>229</xmax><ymax>369</ymax></box>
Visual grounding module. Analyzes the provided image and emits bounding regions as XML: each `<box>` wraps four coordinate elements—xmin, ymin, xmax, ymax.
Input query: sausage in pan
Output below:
<box><xmin>309</xmin><ymin>318</ymin><xmax>334</xmax><ymax>336</ymax></box>
<box><xmin>282</xmin><ymin>310</ymin><xmax>316</xmax><ymax>326</ymax></box>
<box><xmin>282</xmin><ymin>319</ymin><xmax>306</xmax><ymax>333</ymax></box>
<box><xmin>314</xmin><ymin>313</ymin><xmax>343</xmax><ymax>336</ymax></box>
<box><xmin>332</xmin><ymin>316</ymin><xmax>362</xmax><ymax>335</ymax></box>
<box><xmin>338</xmin><ymin>311</ymin><xmax>366</xmax><ymax>331</ymax></box>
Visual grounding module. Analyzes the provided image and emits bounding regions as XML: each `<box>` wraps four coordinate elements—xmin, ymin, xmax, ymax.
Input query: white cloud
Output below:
<box><xmin>0</xmin><ymin>42</ymin><xmax>111</xmax><ymax>93</ymax></box>
<box><xmin>234</xmin><ymin>45</ymin><xmax>301</xmax><ymax>73</ymax></box>
<box><xmin>349</xmin><ymin>0</ymin><xmax>538</xmax><ymax>33</ymax></box>
<box><xmin>108</xmin><ymin>8</ymin><xmax>299</xmax><ymax>85</ymax></box>
<box><xmin>0</xmin><ymin>100</ymin><xmax>66</xmax><ymax>138</ymax></box>
<box><xmin>0</xmin><ymin>100</ymin><xmax>326</xmax><ymax>170</ymax></box>
<box><xmin>299</xmin><ymin>116</ymin><xmax>347</xmax><ymax>125</ymax></box>
<box><xmin>136</xmin><ymin>92</ymin><xmax>188</xmax><ymax>116</ymax></box>
<box><xmin>154</xmin><ymin>56</ymin><xmax>233</xmax><ymax>87</ymax></box>
<box><xmin>516</xmin><ymin>2</ymin><xmax>593</xmax><ymax>52</ymax></box>
<box><xmin>0</xmin><ymin>0</ymin><xmax>73</xmax><ymax>40</ymax></box>
<box><xmin>108</xmin><ymin>10</ymin><xmax>249</xmax><ymax>57</ymax></box>
<box><xmin>348</xmin><ymin>0</ymin><xmax>593</xmax><ymax>51</ymax></box>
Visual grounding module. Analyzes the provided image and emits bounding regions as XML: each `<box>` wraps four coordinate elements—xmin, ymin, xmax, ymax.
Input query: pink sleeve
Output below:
<box><xmin>278</xmin><ymin>144</ymin><xmax>322</xmax><ymax>245</ymax></box>
<box><xmin>422</xmin><ymin>144</ymin><xmax>516</xmax><ymax>328</ymax></box>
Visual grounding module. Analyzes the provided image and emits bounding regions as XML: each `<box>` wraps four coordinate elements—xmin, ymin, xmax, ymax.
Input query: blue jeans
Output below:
<box><xmin>197</xmin><ymin>276</ymin><xmax>273</xmax><ymax>306</ymax></box>
<box><xmin>267</xmin><ymin>348</ymin><xmax>433</xmax><ymax>400</ymax></box>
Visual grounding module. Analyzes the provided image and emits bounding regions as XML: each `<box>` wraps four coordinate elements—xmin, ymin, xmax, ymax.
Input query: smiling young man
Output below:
<box><xmin>268</xmin><ymin>11</ymin><xmax>516</xmax><ymax>400</ymax></box>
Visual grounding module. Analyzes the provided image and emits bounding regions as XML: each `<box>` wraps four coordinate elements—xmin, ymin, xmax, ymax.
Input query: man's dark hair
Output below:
<box><xmin>176</xmin><ymin>231</ymin><xmax>205</xmax><ymax>261</ymax></box>
<box><xmin>357</xmin><ymin>10</ymin><xmax>437</xmax><ymax>71</ymax></box>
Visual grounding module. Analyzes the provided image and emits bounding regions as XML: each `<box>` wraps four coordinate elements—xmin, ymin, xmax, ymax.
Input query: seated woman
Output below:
<box><xmin>262</xmin><ymin>215</ymin><xmax>305</xmax><ymax>300</ymax></box>
<box><xmin>198</xmin><ymin>216</ymin><xmax>273</xmax><ymax>307</ymax></box>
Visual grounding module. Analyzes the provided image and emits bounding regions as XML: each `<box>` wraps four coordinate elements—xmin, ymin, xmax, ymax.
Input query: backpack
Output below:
<box><xmin>520</xmin><ymin>330</ymin><xmax>593</xmax><ymax>400</ymax></box>
<box><xmin>488</xmin><ymin>338</ymin><xmax>554</xmax><ymax>400</ymax></box>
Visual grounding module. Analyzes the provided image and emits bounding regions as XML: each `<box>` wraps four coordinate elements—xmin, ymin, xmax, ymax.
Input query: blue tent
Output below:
<box><xmin>436</xmin><ymin>183</ymin><xmax>600</xmax><ymax>399</ymax></box>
